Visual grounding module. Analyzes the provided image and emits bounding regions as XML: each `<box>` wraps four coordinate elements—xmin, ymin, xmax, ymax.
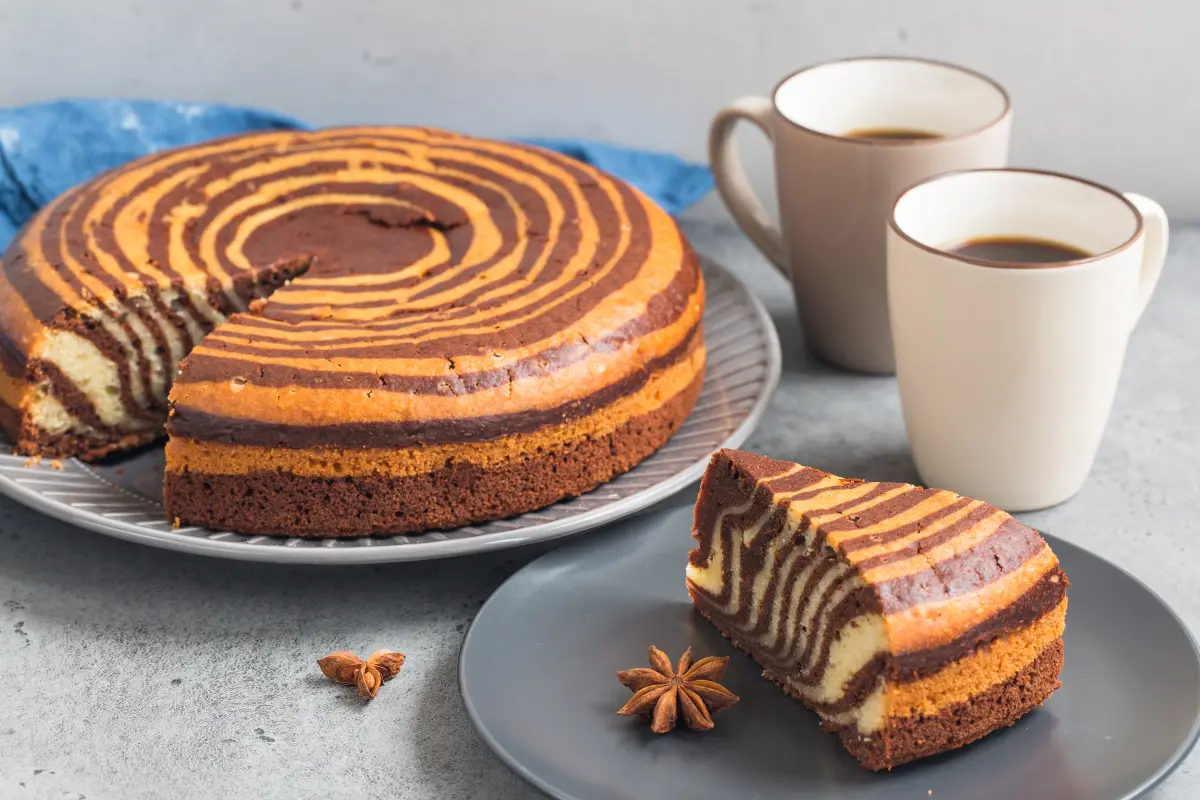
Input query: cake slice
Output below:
<box><xmin>686</xmin><ymin>450</ymin><xmax>1067</xmax><ymax>770</ymax></box>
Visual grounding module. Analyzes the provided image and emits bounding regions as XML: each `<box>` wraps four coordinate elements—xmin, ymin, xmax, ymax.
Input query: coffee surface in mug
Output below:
<box><xmin>946</xmin><ymin>236</ymin><xmax>1092</xmax><ymax>266</ymax></box>
<box><xmin>844</xmin><ymin>128</ymin><xmax>942</xmax><ymax>141</ymax></box>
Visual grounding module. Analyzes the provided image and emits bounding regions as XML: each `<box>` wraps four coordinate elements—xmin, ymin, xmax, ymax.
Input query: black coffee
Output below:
<box><xmin>946</xmin><ymin>236</ymin><xmax>1093</xmax><ymax>266</ymax></box>
<box><xmin>845</xmin><ymin>128</ymin><xmax>942</xmax><ymax>141</ymax></box>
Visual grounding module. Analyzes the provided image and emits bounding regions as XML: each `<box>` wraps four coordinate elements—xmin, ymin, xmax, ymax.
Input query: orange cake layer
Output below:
<box><xmin>687</xmin><ymin>450</ymin><xmax>1067</xmax><ymax>770</ymax></box>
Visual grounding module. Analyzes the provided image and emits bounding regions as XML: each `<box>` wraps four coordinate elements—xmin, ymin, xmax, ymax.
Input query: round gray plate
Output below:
<box><xmin>0</xmin><ymin>258</ymin><xmax>780</xmax><ymax>563</ymax></box>
<box><xmin>460</xmin><ymin>505</ymin><xmax>1200</xmax><ymax>800</ymax></box>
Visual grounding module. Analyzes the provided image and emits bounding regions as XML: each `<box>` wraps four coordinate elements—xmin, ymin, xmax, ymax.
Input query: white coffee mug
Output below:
<box><xmin>710</xmin><ymin>57</ymin><xmax>1011</xmax><ymax>373</ymax></box>
<box><xmin>888</xmin><ymin>169</ymin><xmax>1168</xmax><ymax>511</ymax></box>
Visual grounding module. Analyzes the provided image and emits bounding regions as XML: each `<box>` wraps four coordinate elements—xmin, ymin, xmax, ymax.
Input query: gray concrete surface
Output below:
<box><xmin>1</xmin><ymin>220</ymin><xmax>1197</xmax><ymax>799</ymax></box>
<box><xmin>2</xmin><ymin>0</ymin><xmax>1200</xmax><ymax>219</ymax></box>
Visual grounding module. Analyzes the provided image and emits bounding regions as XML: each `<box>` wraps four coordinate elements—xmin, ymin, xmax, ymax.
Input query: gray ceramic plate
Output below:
<box><xmin>0</xmin><ymin>258</ymin><xmax>779</xmax><ymax>563</ymax></box>
<box><xmin>460</xmin><ymin>505</ymin><xmax>1200</xmax><ymax>800</ymax></box>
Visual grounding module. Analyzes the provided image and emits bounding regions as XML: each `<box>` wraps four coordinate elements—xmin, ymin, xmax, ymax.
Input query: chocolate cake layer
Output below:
<box><xmin>686</xmin><ymin>450</ymin><xmax>1067</xmax><ymax>769</ymax></box>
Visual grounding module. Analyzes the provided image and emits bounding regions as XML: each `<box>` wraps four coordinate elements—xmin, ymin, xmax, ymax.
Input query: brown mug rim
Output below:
<box><xmin>888</xmin><ymin>167</ymin><xmax>1145</xmax><ymax>269</ymax></box>
<box><xmin>770</xmin><ymin>56</ymin><xmax>1012</xmax><ymax>146</ymax></box>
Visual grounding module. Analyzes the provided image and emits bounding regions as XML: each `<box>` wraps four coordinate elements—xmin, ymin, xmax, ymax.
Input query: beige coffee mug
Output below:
<box><xmin>888</xmin><ymin>169</ymin><xmax>1168</xmax><ymax>511</ymax></box>
<box><xmin>710</xmin><ymin>57</ymin><xmax>1012</xmax><ymax>373</ymax></box>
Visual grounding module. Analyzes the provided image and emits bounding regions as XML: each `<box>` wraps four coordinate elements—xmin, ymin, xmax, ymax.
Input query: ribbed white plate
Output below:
<box><xmin>0</xmin><ymin>258</ymin><xmax>779</xmax><ymax>563</ymax></box>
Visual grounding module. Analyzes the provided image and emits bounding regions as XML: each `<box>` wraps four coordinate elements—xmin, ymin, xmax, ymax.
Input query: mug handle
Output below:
<box><xmin>709</xmin><ymin>96</ymin><xmax>787</xmax><ymax>273</ymax></box>
<box><xmin>1123</xmin><ymin>193</ymin><xmax>1169</xmax><ymax>329</ymax></box>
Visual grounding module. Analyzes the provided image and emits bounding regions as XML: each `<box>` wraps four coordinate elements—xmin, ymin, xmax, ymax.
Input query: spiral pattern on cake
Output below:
<box><xmin>0</xmin><ymin>127</ymin><xmax>705</xmax><ymax>536</ymax></box>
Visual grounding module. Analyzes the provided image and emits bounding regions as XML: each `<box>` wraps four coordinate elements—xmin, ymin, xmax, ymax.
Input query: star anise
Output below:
<box><xmin>616</xmin><ymin>645</ymin><xmax>739</xmax><ymax>733</ymax></box>
<box><xmin>318</xmin><ymin>649</ymin><xmax>406</xmax><ymax>699</ymax></box>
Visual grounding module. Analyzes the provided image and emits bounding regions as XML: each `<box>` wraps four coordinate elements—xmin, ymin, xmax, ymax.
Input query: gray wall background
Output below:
<box><xmin>0</xmin><ymin>0</ymin><xmax>1195</xmax><ymax>219</ymax></box>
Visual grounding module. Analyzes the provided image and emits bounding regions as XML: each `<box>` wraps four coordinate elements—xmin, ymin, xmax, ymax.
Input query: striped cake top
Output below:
<box><xmin>0</xmin><ymin>127</ymin><xmax>703</xmax><ymax>444</ymax></box>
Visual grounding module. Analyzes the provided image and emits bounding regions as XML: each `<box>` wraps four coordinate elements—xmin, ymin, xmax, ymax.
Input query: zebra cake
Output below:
<box><xmin>686</xmin><ymin>450</ymin><xmax>1067</xmax><ymax>770</ymax></box>
<box><xmin>0</xmin><ymin>127</ymin><xmax>705</xmax><ymax>536</ymax></box>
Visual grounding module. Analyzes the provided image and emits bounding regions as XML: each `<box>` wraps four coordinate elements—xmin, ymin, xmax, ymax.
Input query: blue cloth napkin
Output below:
<box><xmin>0</xmin><ymin>99</ymin><xmax>713</xmax><ymax>248</ymax></box>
